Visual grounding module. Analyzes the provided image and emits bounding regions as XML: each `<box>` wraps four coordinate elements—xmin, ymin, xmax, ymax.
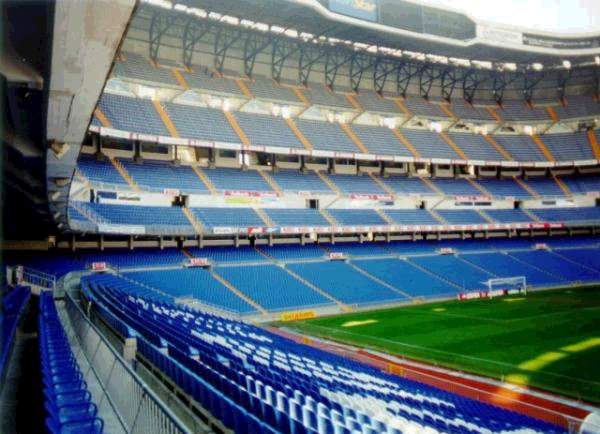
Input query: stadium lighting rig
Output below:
<box><xmin>138</xmin><ymin>0</ymin><xmax>600</xmax><ymax>74</ymax></box>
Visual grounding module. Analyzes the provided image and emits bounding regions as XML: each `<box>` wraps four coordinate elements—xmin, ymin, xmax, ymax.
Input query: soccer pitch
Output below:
<box><xmin>286</xmin><ymin>286</ymin><xmax>600</xmax><ymax>403</ymax></box>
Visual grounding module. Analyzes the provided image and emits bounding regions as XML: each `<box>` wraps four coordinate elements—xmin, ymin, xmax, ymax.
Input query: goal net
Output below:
<box><xmin>486</xmin><ymin>276</ymin><xmax>527</xmax><ymax>296</ymax></box>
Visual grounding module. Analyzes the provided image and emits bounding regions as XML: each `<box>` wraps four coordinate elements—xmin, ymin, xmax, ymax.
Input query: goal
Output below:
<box><xmin>486</xmin><ymin>276</ymin><xmax>527</xmax><ymax>296</ymax></box>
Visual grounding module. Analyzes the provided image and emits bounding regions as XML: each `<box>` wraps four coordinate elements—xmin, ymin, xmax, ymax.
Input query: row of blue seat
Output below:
<box><xmin>39</xmin><ymin>292</ymin><xmax>104</xmax><ymax>434</ymax></box>
<box><xmin>83</xmin><ymin>280</ymin><xmax>565</xmax><ymax>434</ymax></box>
<box><xmin>1</xmin><ymin>286</ymin><xmax>30</xmax><ymax>384</ymax></box>
<box><xmin>77</xmin><ymin>155</ymin><xmax>600</xmax><ymax>198</ymax></box>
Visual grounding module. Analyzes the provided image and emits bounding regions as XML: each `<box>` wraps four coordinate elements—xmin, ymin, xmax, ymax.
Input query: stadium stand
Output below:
<box><xmin>1</xmin><ymin>286</ymin><xmax>30</xmax><ymax>383</ymax></box>
<box><xmin>39</xmin><ymin>292</ymin><xmax>105</xmax><ymax>434</ymax></box>
<box><xmin>81</xmin><ymin>281</ymin><xmax>565</xmax><ymax>434</ymax></box>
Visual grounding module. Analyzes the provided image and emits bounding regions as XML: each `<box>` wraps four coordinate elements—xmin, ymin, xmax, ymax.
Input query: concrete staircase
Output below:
<box><xmin>210</xmin><ymin>271</ymin><xmax>267</xmax><ymax>314</ymax></box>
<box><xmin>283</xmin><ymin>266</ymin><xmax>349</xmax><ymax>309</ymax></box>
<box><xmin>152</xmin><ymin>99</ymin><xmax>180</xmax><ymax>138</ymax></box>
<box><xmin>284</xmin><ymin>118</ymin><xmax>313</xmax><ymax>151</ymax></box>
<box><xmin>258</xmin><ymin>170</ymin><xmax>282</xmax><ymax>195</ymax></box>
<box><xmin>109</xmin><ymin>157</ymin><xmax>140</xmax><ymax>192</ymax></box>
<box><xmin>182</xmin><ymin>207</ymin><xmax>204</xmax><ymax>234</ymax></box>
<box><xmin>439</xmin><ymin>131</ymin><xmax>468</xmax><ymax>160</ymax></box>
<box><xmin>339</xmin><ymin>123</ymin><xmax>369</xmax><ymax>154</ymax></box>
<box><xmin>532</xmin><ymin>135</ymin><xmax>555</xmax><ymax>162</ymax></box>
<box><xmin>192</xmin><ymin>166</ymin><xmax>217</xmax><ymax>193</ymax></box>
<box><xmin>223</xmin><ymin>111</ymin><xmax>251</xmax><ymax>146</ymax></box>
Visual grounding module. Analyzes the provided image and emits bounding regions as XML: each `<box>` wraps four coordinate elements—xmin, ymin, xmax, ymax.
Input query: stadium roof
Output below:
<box><xmin>170</xmin><ymin>0</ymin><xmax>600</xmax><ymax>67</ymax></box>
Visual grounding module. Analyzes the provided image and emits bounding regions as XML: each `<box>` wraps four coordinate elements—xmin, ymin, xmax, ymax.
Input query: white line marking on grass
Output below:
<box><xmin>297</xmin><ymin>323</ymin><xmax>600</xmax><ymax>387</ymax></box>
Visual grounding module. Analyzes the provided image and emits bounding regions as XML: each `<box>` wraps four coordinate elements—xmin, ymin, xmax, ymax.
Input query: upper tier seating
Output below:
<box><xmin>492</xmin><ymin>135</ymin><xmax>546</xmax><ymax>161</ymax></box>
<box><xmin>328</xmin><ymin>209</ymin><xmax>388</xmax><ymax>226</ymax></box>
<box><xmin>384</xmin><ymin>209</ymin><xmax>440</xmax><ymax>225</ymax></box>
<box><xmin>381</xmin><ymin>176</ymin><xmax>436</xmax><ymax>195</ymax></box>
<box><xmin>77</xmin><ymin>156</ymin><xmax>127</xmax><ymax>187</ymax></box>
<box><xmin>447</xmin><ymin>132</ymin><xmax>505</xmax><ymax>160</ymax></box>
<box><xmin>542</xmin><ymin>132</ymin><xmax>594</xmax><ymax>161</ymax></box>
<box><xmin>265</xmin><ymin>209</ymin><xmax>330</xmax><ymax>227</ymax></box>
<box><xmin>217</xmin><ymin>265</ymin><xmax>332</xmax><ymax>310</ymax></box>
<box><xmin>400</xmin><ymin>129</ymin><xmax>460</xmax><ymax>159</ymax></box>
<box><xmin>85</xmin><ymin>203</ymin><xmax>192</xmax><ymax>232</ymax></box>
<box><xmin>294</xmin><ymin>119</ymin><xmax>359</xmax><ymax>153</ymax></box>
<box><xmin>191</xmin><ymin>207</ymin><xmax>265</xmax><ymax>228</ymax></box>
<box><xmin>288</xmin><ymin>261</ymin><xmax>406</xmax><ymax>304</ymax></box>
<box><xmin>124</xmin><ymin>268</ymin><xmax>257</xmax><ymax>313</ymax></box>
<box><xmin>485</xmin><ymin>209</ymin><xmax>533</xmax><ymax>223</ymax></box>
<box><xmin>354</xmin><ymin>91</ymin><xmax>401</xmax><ymax>113</ymax></box>
<box><xmin>403</xmin><ymin>96</ymin><xmax>447</xmax><ymax>118</ymax></box>
<box><xmin>429</xmin><ymin>178</ymin><xmax>481</xmax><ymax>196</ymax></box>
<box><xmin>302</xmin><ymin>85</ymin><xmax>353</xmax><ymax>109</ymax></box>
<box><xmin>530</xmin><ymin>207</ymin><xmax>600</xmax><ymax>223</ymax></box>
<box><xmin>560</xmin><ymin>174</ymin><xmax>600</xmax><ymax>194</ymax></box>
<box><xmin>436</xmin><ymin>210</ymin><xmax>488</xmax><ymax>224</ymax></box>
<box><xmin>522</xmin><ymin>177</ymin><xmax>564</xmax><ymax>197</ymax></box>
<box><xmin>448</xmin><ymin>100</ymin><xmax>495</xmax><ymax>121</ymax></box>
<box><xmin>183</xmin><ymin>67</ymin><xmax>244</xmax><ymax>96</ymax></box>
<box><xmin>351</xmin><ymin>125</ymin><xmax>412</xmax><ymax>156</ymax></box>
<box><xmin>202</xmin><ymin>168</ymin><xmax>273</xmax><ymax>192</ymax></box>
<box><xmin>476</xmin><ymin>178</ymin><xmax>532</xmax><ymax>198</ymax></box>
<box><xmin>120</xmin><ymin>159</ymin><xmax>209</xmax><ymax>194</ymax></box>
<box><xmin>328</xmin><ymin>173</ymin><xmax>386</xmax><ymax>194</ymax></box>
<box><xmin>409</xmin><ymin>255</ymin><xmax>493</xmax><ymax>290</ymax></box>
<box><xmin>114</xmin><ymin>51</ymin><xmax>178</xmax><ymax>86</ymax></box>
<box><xmin>39</xmin><ymin>292</ymin><xmax>105</xmax><ymax>434</ymax></box>
<box><xmin>352</xmin><ymin>258</ymin><xmax>458</xmax><ymax>297</ymax></box>
<box><xmin>246</xmin><ymin>76</ymin><xmax>300</xmax><ymax>103</ymax></box>
<box><xmin>79</xmin><ymin>248</ymin><xmax>186</xmax><ymax>269</ymax></box>
<box><xmin>499</xmin><ymin>101</ymin><xmax>550</xmax><ymax>122</ymax></box>
<box><xmin>85</xmin><ymin>282</ymin><xmax>563</xmax><ymax>434</ymax></box>
<box><xmin>96</xmin><ymin>93</ymin><xmax>169</xmax><ymax>136</ymax></box>
<box><xmin>162</xmin><ymin>103</ymin><xmax>240</xmax><ymax>142</ymax></box>
<box><xmin>235</xmin><ymin>112</ymin><xmax>305</xmax><ymax>149</ymax></box>
<box><xmin>269</xmin><ymin>170</ymin><xmax>332</xmax><ymax>194</ymax></box>
<box><xmin>554</xmin><ymin>96</ymin><xmax>600</xmax><ymax>119</ymax></box>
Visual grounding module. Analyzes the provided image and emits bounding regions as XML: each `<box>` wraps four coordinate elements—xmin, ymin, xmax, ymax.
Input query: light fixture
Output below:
<box><xmin>562</xmin><ymin>60</ymin><xmax>571</xmax><ymax>69</ymax></box>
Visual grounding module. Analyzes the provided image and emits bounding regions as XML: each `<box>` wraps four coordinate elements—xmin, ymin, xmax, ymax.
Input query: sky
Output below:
<box><xmin>422</xmin><ymin>0</ymin><xmax>600</xmax><ymax>33</ymax></box>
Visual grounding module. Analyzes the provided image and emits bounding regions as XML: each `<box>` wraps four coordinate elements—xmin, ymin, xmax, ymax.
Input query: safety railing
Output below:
<box><xmin>63</xmin><ymin>292</ymin><xmax>189</xmax><ymax>434</ymax></box>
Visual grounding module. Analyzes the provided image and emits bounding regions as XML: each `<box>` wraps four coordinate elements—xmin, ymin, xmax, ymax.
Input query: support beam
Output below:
<box><xmin>223</xmin><ymin>111</ymin><xmax>250</xmax><ymax>146</ymax></box>
<box><xmin>439</xmin><ymin>132</ymin><xmax>468</xmax><ymax>160</ymax></box>
<box><xmin>531</xmin><ymin>135</ymin><xmax>555</xmax><ymax>162</ymax></box>
<box><xmin>587</xmin><ymin>129</ymin><xmax>600</xmax><ymax>159</ymax></box>
<box><xmin>316</xmin><ymin>172</ymin><xmax>341</xmax><ymax>195</ymax></box>
<box><xmin>93</xmin><ymin>108</ymin><xmax>112</xmax><ymax>128</ymax></box>
<box><xmin>192</xmin><ymin>166</ymin><xmax>216</xmax><ymax>194</ymax></box>
<box><xmin>171</xmin><ymin>68</ymin><xmax>189</xmax><ymax>89</ymax></box>
<box><xmin>545</xmin><ymin>106</ymin><xmax>559</xmax><ymax>122</ymax></box>
<box><xmin>484</xmin><ymin>135</ymin><xmax>512</xmax><ymax>160</ymax></box>
<box><xmin>152</xmin><ymin>99</ymin><xmax>179</xmax><ymax>138</ymax></box>
<box><xmin>339</xmin><ymin>124</ymin><xmax>369</xmax><ymax>153</ymax></box>
<box><xmin>391</xmin><ymin>129</ymin><xmax>420</xmax><ymax>158</ymax></box>
<box><xmin>284</xmin><ymin>118</ymin><xmax>313</xmax><ymax>150</ymax></box>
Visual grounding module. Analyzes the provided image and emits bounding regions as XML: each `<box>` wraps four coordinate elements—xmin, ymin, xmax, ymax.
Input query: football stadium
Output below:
<box><xmin>2</xmin><ymin>0</ymin><xmax>600</xmax><ymax>432</ymax></box>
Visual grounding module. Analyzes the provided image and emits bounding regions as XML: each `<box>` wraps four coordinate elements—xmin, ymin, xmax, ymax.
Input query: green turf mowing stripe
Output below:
<box><xmin>283</xmin><ymin>286</ymin><xmax>600</xmax><ymax>403</ymax></box>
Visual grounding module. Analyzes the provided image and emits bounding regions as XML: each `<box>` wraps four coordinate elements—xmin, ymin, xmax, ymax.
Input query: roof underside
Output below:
<box><xmin>175</xmin><ymin>0</ymin><xmax>600</xmax><ymax>65</ymax></box>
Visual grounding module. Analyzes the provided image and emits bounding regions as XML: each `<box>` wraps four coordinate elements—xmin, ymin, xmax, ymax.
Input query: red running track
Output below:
<box><xmin>268</xmin><ymin>327</ymin><xmax>591</xmax><ymax>430</ymax></box>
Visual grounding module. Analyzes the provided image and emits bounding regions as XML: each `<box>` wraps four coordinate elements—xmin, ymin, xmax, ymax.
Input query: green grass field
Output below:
<box><xmin>285</xmin><ymin>286</ymin><xmax>600</xmax><ymax>403</ymax></box>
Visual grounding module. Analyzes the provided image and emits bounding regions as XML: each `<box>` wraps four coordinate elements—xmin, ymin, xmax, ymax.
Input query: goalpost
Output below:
<box><xmin>486</xmin><ymin>276</ymin><xmax>527</xmax><ymax>297</ymax></box>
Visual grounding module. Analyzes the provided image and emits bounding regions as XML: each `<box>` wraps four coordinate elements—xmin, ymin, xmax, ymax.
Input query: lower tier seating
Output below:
<box><xmin>83</xmin><ymin>280</ymin><xmax>565</xmax><ymax>434</ymax></box>
<box><xmin>287</xmin><ymin>261</ymin><xmax>407</xmax><ymax>305</ymax></box>
<box><xmin>39</xmin><ymin>292</ymin><xmax>104</xmax><ymax>434</ymax></box>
